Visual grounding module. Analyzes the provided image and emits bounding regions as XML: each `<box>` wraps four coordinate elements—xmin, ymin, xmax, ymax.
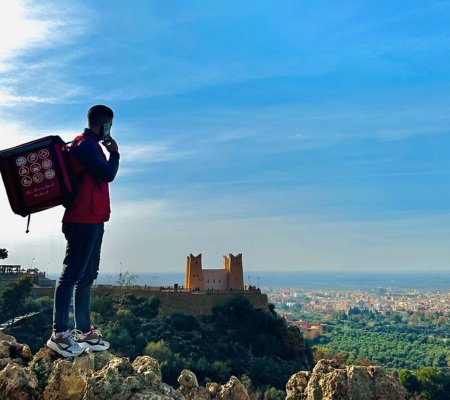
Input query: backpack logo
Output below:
<box><xmin>0</xmin><ymin>136</ymin><xmax>74</xmax><ymax>218</ymax></box>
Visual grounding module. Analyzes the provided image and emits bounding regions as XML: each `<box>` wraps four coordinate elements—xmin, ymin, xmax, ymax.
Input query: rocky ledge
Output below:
<box><xmin>0</xmin><ymin>331</ymin><xmax>249</xmax><ymax>400</ymax></box>
<box><xmin>286</xmin><ymin>359</ymin><xmax>413</xmax><ymax>400</ymax></box>
<box><xmin>1</xmin><ymin>332</ymin><xmax>412</xmax><ymax>400</ymax></box>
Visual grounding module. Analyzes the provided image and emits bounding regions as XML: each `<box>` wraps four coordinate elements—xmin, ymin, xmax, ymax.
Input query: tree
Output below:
<box><xmin>414</xmin><ymin>367</ymin><xmax>450</xmax><ymax>400</ymax></box>
<box><xmin>91</xmin><ymin>294</ymin><xmax>115</xmax><ymax>316</ymax></box>
<box><xmin>0</xmin><ymin>277</ymin><xmax>33</xmax><ymax>325</ymax></box>
<box><xmin>399</xmin><ymin>369</ymin><xmax>420</xmax><ymax>395</ymax></box>
<box><xmin>144</xmin><ymin>339</ymin><xmax>173</xmax><ymax>362</ymax></box>
<box><xmin>116</xmin><ymin>271</ymin><xmax>138</xmax><ymax>303</ymax></box>
<box><xmin>399</xmin><ymin>367</ymin><xmax>450</xmax><ymax>400</ymax></box>
<box><xmin>212</xmin><ymin>360</ymin><xmax>232</xmax><ymax>383</ymax></box>
<box><xmin>144</xmin><ymin>339</ymin><xmax>186</xmax><ymax>386</ymax></box>
<box><xmin>264</xmin><ymin>387</ymin><xmax>285</xmax><ymax>400</ymax></box>
<box><xmin>0</xmin><ymin>248</ymin><xmax>8</xmax><ymax>260</ymax></box>
<box><xmin>121</xmin><ymin>294</ymin><xmax>160</xmax><ymax>318</ymax></box>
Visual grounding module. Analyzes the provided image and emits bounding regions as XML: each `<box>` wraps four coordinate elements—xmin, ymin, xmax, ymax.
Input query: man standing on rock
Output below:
<box><xmin>47</xmin><ymin>105</ymin><xmax>120</xmax><ymax>357</ymax></box>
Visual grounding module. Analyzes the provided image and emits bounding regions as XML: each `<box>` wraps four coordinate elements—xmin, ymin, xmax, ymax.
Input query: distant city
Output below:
<box><xmin>267</xmin><ymin>286</ymin><xmax>450</xmax><ymax>340</ymax></box>
<box><xmin>269</xmin><ymin>287</ymin><xmax>450</xmax><ymax>316</ymax></box>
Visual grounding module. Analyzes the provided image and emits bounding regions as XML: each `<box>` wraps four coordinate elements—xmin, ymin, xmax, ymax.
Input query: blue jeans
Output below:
<box><xmin>53</xmin><ymin>223</ymin><xmax>104</xmax><ymax>333</ymax></box>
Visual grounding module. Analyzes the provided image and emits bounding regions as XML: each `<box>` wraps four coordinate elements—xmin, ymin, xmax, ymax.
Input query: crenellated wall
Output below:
<box><xmin>185</xmin><ymin>253</ymin><xmax>245</xmax><ymax>291</ymax></box>
<box><xmin>31</xmin><ymin>286</ymin><xmax>269</xmax><ymax>316</ymax></box>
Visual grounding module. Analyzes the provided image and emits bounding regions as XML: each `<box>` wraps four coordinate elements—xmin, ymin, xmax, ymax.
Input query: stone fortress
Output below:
<box><xmin>8</xmin><ymin>253</ymin><xmax>268</xmax><ymax>316</ymax></box>
<box><xmin>185</xmin><ymin>253</ymin><xmax>244</xmax><ymax>291</ymax></box>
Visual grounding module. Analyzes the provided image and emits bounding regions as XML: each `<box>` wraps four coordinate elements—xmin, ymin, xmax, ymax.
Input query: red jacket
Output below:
<box><xmin>63</xmin><ymin>130</ymin><xmax>119</xmax><ymax>224</ymax></box>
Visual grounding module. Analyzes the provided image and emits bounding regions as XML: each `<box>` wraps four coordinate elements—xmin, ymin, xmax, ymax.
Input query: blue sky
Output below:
<box><xmin>1</xmin><ymin>0</ymin><xmax>450</xmax><ymax>273</ymax></box>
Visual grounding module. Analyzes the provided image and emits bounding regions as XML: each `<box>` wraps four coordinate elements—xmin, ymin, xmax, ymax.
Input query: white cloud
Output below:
<box><xmin>0</xmin><ymin>89</ymin><xmax>51</xmax><ymax>106</ymax></box>
<box><xmin>0</xmin><ymin>1</ymin><xmax>87</xmax><ymax>105</ymax></box>
<box><xmin>0</xmin><ymin>1</ymin><xmax>51</xmax><ymax>68</ymax></box>
<box><xmin>0</xmin><ymin>121</ymin><xmax>76</xmax><ymax>149</ymax></box>
<box><xmin>121</xmin><ymin>142</ymin><xmax>195</xmax><ymax>164</ymax></box>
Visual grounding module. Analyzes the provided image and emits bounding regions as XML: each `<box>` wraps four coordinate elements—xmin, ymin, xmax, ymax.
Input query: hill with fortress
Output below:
<box><xmin>16</xmin><ymin>252</ymin><xmax>269</xmax><ymax>316</ymax></box>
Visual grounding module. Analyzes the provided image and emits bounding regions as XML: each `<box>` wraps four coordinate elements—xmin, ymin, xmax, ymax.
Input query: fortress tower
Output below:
<box><xmin>185</xmin><ymin>254</ymin><xmax>203</xmax><ymax>290</ymax></box>
<box><xmin>224</xmin><ymin>253</ymin><xmax>244</xmax><ymax>290</ymax></box>
<box><xmin>185</xmin><ymin>253</ymin><xmax>245</xmax><ymax>291</ymax></box>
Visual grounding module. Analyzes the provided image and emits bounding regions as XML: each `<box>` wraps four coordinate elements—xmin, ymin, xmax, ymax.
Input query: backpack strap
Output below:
<box><xmin>26</xmin><ymin>214</ymin><xmax>31</xmax><ymax>234</ymax></box>
<box><xmin>68</xmin><ymin>134</ymin><xmax>104</xmax><ymax>189</ymax></box>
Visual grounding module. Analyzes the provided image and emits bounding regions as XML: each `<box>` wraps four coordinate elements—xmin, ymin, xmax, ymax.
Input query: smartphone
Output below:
<box><xmin>102</xmin><ymin>122</ymin><xmax>112</xmax><ymax>145</ymax></box>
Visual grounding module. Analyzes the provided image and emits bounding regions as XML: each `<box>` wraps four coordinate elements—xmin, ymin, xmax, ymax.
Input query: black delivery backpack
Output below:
<box><xmin>0</xmin><ymin>136</ymin><xmax>73</xmax><ymax>225</ymax></box>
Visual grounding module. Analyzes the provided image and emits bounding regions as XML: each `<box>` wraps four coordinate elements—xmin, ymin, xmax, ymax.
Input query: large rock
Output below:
<box><xmin>85</xmin><ymin>357</ymin><xmax>141</xmax><ymax>400</ymax></box>
<box><xmin>0</xmin><ymin>333</ymin><xmax>183</xmax><ymax>400</ymax></box>
<box><xmin>177</xmin><ymin>370</ymin><xmax>250</xmax><ymax>400</ymax></box>
<box><xmin>0</xmin><ymin>331</ymin><xmax>33</xmax><ymax>368</ymax></box>
<box><xmin>85</xmin><ymin>355</ymin><xmax>183</xmax><ymax>400</ymax></box>
<box><xmin>0</xmin><ymin>361</ymin><xmax>41</xmax><ymax>400</ymax></box>
<box><xmin>74</xmin><ymin>347</ymin><xmax>116</xmax><ymax>374</ymax></box>
<box><xmin>133</xmin><ymin>355</ymin><xmax>163</xmax><ymax>386</ymax></box>
<box><xmin>177</xmin><ymin>369</ymin><xmax>210</xmax><ymax>400</ymax></box>
<box><xmin>217</xmin><ymin>376</ymin><xmax>250</xmax><ymax>400</ymax></box>
<box><xmin>29</xmin><ymin>347</ymin><xmax>63</xmax><ymax>391</ymax></box>
<box><xmin>286</xmin><ymin>359</ymin><xmax>412</xmax><ymax>400</ymax></box>
<box><xmin>43</xmin><ymin>358</ymin><xmax>87</xmax><ymax>400</ymax></box>
<box><xmin>285</xmin><ymin>371</ymin><xmax>311</xmax><ymax>400</ymax></box>
<box><xmin>178</xmin><ymin>369</ymin><xmax>199</xmax><ymax>389</ymax></box>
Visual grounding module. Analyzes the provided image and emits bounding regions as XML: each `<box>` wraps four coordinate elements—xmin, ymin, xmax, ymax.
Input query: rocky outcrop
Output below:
<box><xmin>0</xmin><ymin>333</ymin><xmax>250</xmax><ymax>400</ymax></box>
<box><xmin>0</xmin><ymin>361</ymin><xmax>41</xmax><ymax>400</ymax></box>
<box><xmin>286</xmin><ymin>359</ymin><xmax>412</xmax><ymax>400</ymax></box>
<box><xmin>0</xmin><ymin>331</ymin><xmax>33</xmax><ymax>368</ymax></box>
<box><xmin>177</xmin><ymin>370</ymin><xmax>250</xmax><ymax>400</ymax></box>
<box><xmin>1</xmin><ymin>333</ymin><xmax>413</xmax><ymax>400</ymax></box>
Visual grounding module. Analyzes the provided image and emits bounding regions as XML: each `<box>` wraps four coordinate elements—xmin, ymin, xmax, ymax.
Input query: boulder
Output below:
<box><xmin>178</xmin><ymin>369</ymin><xmax>200</xmax><ymax>389</ymax></box>
<box><xmin>217</xmin><ymin>376</ymin><xmax>249</xmax><ymax>400</ymax></box>
<box><xmin>43</xmin><ymin>358</ymin><xmax>86</xmax><ymax>400</ymax></box>
<box><xmin>177</xmin><ymin>369</ymin><xmax>209</xmax><ymax>399</ymax></box>
<box><xmin>286</xmin><ymin>359</ymin><xmax>412</xmax><ymax>400</ymax></box>
<box><xmin>206</xmin><ymin>382</ymin><xmax>220</xmax><ymax>397</ymax></box>
<box><xmin>133</xmin><ymin>355</ymin><xmax>162</xmax><ymax>385</ymax></box>
<box><xmin>85</xmin><ymin>357</ymin><xmax>143</xmax><ymax>399</ymax></box>
<box><xmin>29</xmin><ymin>347</ymin><xmax>63</xmax><ymax>391</ymax></box>
<box><xmin>73</xmin><ymin>347</ymin><xmax>116</xmax><ymax>374</ymax></box>
<box><xmin>0</xmin><ymin>361</ymin><xmax>41</xmax><ymax>400</ymax></box>
<box><xmin>177</xmin><ymin>371</ymin><xmax>250</xmax><ymax>400</ymax></box>
<box><xmin>285</xmin><ymin>371</ymin><xmax>311</xmax><ymax>400</ymax></box>
<box><xmin>0</xmin><ymin>330</ymin><xmax>33</xmax><ymax>367</ymax></box>
<box><xmin>0</xmin><ymin>333</ymin><xmax>183</xmax><ymax>400</ymax></box>
<box><xmin>85</xmin><ymin>355</ymin><xmax>183</xmax><ymax>400</ymax></box>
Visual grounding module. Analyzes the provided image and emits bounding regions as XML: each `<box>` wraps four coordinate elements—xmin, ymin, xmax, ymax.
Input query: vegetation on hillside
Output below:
<box><xmin>90</xmin><ymin>294</ymin><xmax>313</xmax><ymax>390</ymax></box>
<box><xmin>313</xmin><ymin>309</ymin><xmax>450</xmax><ymax>370</ymax></box>
<box><xmin>399</xmin><ymin>367</ymin><xmax>450</xmax><ymax>400</ymax></box>
<box><xmin>5</xmin><ymin>279</ymin><xmax>450</xmax><ymax>399</ymax></box>
<box><xmin>290</xmin><ymin>308</ymin><xmax>450</xmax><ymax>399</ymax></box>
<box><xmin>0</xmin><ymin>277</ymin><xmax>34</xmax><ymax>324</ymax></box>
<box><xmin>0</xmin><ymin>282</ymin><xmax>313</xmax><ymax>397</ymax></box>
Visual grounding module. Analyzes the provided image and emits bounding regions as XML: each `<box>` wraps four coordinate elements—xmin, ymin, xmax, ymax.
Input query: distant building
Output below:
<box><xmin>287</xmin><ymin>319</ymin><xmax>327</xmax><ymax>340</ymax></box>
<box><xmin>0</xmin><ymin>265</ymin><xmax>56</xmax><ymax>289</ymax></box>
<box><xmin>185</xmin><ymin>253</ymin><xmax>244</xmax><ymax>291</ymax></box>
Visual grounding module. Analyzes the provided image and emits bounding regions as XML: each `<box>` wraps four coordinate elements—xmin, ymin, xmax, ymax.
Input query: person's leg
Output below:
<box><xmin>52</xmin><ymin>223</ymin><xmax>99</xmax><ymax>332</ymax></box>
<box><xmin>74</xmin><ymin>223</ymin><xmax>104</xmax><ymax>332</ymax></box>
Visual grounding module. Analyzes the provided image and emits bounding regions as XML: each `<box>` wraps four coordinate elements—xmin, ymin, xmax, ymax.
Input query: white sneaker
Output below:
<box><xmin>46</xmin><ymin>330</ymin><xmax>85</xmax><ymax>357</ymax></box>
<box><xmin>73</xmin><ymin>326</ymin><xmax>110</xmax><ymax>351</ymax></box>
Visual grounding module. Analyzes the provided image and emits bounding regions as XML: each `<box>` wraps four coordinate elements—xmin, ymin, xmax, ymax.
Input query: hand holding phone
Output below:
<box><xmin>102</xmin><ymin>122</ymin><xmax>112</xmax><ymax>145</ymax></box>
<box><xmin>104</xmin><ymin>138</ymin><xmax>119</xmax><ymax>154</ymax></box>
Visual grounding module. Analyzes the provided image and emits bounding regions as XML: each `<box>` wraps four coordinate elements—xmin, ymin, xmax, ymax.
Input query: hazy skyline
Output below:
<box><xmin>1</xmin><ymin>1</ymin><xmax>450</xmax><ymax>273</ymax></box>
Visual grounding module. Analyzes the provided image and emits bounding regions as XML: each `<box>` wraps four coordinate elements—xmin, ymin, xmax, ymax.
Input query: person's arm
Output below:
<box><xmin>73</xmin><ymin>139</ymin><xmax>120</xmax><ymax>183</ymax></box>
